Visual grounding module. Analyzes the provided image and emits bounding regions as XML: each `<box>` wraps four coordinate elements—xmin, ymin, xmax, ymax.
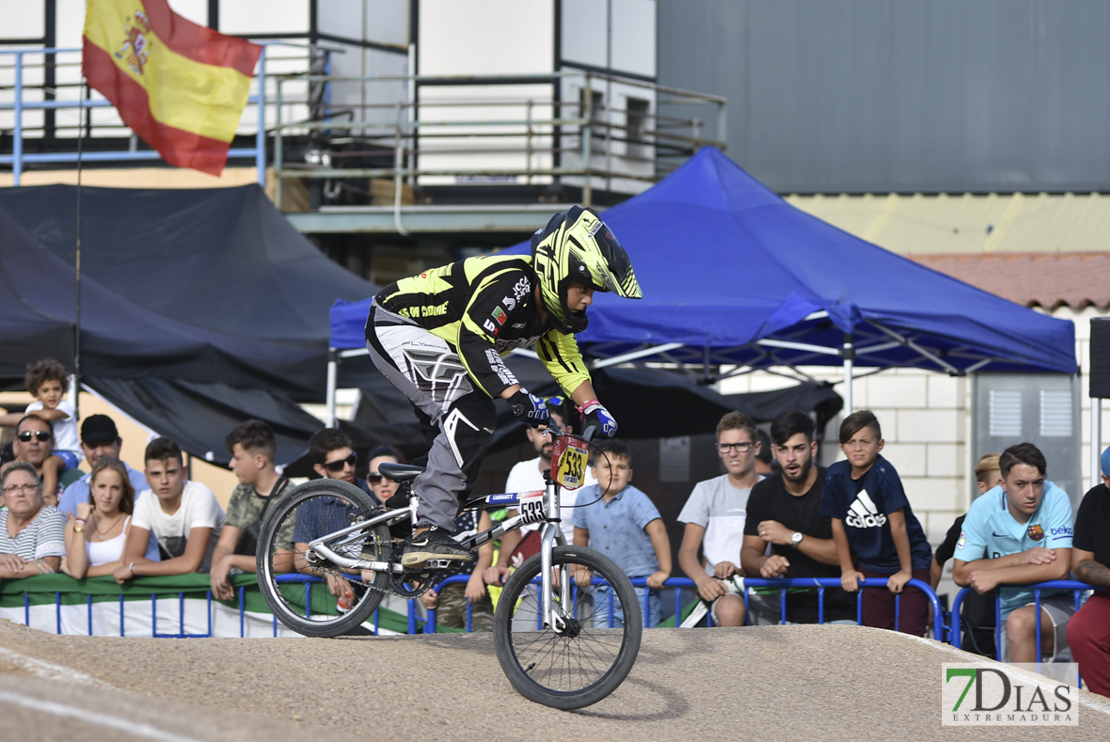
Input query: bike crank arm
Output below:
<box><xmin>308</xmin><ymin>542</ymin><xmax>403</xmax><ymax>574</ymax></box>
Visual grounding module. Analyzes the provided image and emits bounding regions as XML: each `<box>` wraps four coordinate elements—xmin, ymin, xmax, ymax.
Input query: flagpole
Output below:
<box><xmin>74</xmin><ymin>77</ymin><xmax>85</xmax><ymax>422</ymax></box>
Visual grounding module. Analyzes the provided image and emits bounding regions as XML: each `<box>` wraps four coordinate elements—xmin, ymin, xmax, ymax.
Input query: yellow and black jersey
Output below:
<box><xmin>371</xmin><ymin>254</ymin><xmax>591</xmax><ymax>398</ymax></box>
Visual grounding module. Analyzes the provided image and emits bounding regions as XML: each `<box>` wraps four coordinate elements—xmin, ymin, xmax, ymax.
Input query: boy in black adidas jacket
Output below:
<box><xmin>821</xmin><ymin>410</ymin><xmax>933</xmax><ymax>635</ymax></box>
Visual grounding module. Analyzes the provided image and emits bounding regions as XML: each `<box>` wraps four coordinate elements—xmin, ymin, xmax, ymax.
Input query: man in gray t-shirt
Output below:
<box><xmin>677</xmin><ymin>412</ymin><xmax>763</xmax><ymax>626</ymax></box>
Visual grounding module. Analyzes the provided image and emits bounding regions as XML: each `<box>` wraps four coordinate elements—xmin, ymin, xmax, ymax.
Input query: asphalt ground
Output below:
<box><xmin>1</xmin><ymin>618</ymin><xmax>1108</xmax><ymax>741</ymax></box>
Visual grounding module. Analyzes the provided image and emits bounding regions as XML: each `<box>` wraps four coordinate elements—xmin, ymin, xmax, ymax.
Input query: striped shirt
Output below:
<box><xmin>0</xmin><ymin>506</ymin><xmax>67</xmax><ymax>561</ymax></box>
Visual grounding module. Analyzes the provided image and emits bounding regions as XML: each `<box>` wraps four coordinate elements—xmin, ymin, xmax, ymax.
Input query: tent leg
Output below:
<box><xmin>1092</xmin><ymin>397</ymin><xmax>1103</xmax><ymax>492</ymax></box>
<box><xmin>842</xmin><ymin>335</ymin><xmax>854</xmax><ymax>415</ymax></box>
<box><xmin>326</xmin><ymin>349</ymin><xmax>338</xmax><ymax>428</ymax></box>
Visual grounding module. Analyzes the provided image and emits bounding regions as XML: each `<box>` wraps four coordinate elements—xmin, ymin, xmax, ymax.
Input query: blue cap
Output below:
<box><xmin>1102</xmin><ymin>445</ymin><xmax>1110</xmax><ymax>477</ymax></box>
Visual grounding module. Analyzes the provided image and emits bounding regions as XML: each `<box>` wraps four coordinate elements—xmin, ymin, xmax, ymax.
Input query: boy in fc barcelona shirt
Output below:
<box><xmin>821</xmin><ymin>410</ymin><xmax>933</xmax><ymax>636</ymax></box>
<box><xmin>952</xmin><ymin>442</ymin><xmax>1074</xmax><ymax>663</ymax></box>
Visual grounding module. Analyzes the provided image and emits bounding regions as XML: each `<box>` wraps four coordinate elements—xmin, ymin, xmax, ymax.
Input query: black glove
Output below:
<box><xmin>578</xmin><ymin>400</ymin><xmax>617</xmax><ymax>439</ymax></box>
<box><xmin>509</xmin><ymin>389</ymin><xmax>549</xmax><ymax>427</ymax></box>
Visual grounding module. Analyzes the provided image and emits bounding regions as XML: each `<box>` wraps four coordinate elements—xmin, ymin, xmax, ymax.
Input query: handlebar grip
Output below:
<box><xmin>582</xmin><ymin>424</ymin><xmax>598</xmax><ymax>443</ymax></box>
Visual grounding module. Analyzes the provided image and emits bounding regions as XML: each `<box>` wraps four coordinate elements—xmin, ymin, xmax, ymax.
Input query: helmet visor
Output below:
<box><xmin>588</xmin><ymin>223</ymin><xmax>642</xmax><ymax>299</ymax></box>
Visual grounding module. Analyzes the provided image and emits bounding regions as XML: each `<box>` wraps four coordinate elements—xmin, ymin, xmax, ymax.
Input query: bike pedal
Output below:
<box><xmin>423</xmin><ymin>559</ymin><xmax>455</xmax><ymax>569</ymax></box>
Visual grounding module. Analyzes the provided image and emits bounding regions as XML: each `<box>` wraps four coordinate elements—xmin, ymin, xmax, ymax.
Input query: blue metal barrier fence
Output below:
<box><xmin>425</xmin><ymin>575</ymin><xmax>946</xmax><ymax>640</ymax></box>
<box><xmin>31</xmin><ymin>574</ymin><xmax>1110</xmax><ymax>649</ymax></box>
<box><xmin>951</xmin><ymin>580</ymin><xmax>1098</xmax><ymax>661</ymax></box>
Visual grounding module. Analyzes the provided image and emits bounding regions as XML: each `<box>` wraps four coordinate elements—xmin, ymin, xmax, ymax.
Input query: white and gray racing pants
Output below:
<box><xmin>366</xmin><ymin>302</ymin><xmax>497</xmax><ymax>532</ymax></box>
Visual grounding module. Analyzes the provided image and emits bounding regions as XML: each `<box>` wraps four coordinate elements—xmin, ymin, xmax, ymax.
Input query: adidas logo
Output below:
<box><xmin>845</xmin><ymin>489</ymin><xmax>887</xmax><ymax>529</ymax></box>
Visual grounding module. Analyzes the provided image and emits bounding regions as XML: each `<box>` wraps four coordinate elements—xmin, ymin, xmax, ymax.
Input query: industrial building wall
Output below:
<box><xmin>658</xmin><ymin>0</ymin><xmax>1110</xmax><ymax>194</ymax></box>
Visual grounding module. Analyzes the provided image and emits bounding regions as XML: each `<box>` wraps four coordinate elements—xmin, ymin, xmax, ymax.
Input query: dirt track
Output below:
<box><xmin>1</xmin><ymin>619</ymin><xmax>1108</xmax><ymax>741</ymax></box>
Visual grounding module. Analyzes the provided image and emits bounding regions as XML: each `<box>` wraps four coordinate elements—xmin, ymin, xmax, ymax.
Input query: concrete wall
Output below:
<box><xmin>658</xmin><ymin>0</ymin><xmax>1110</xmax><ymax>194</ymax></box>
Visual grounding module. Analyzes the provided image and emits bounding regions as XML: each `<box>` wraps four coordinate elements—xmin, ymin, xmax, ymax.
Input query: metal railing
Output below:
<box><xmin>951</xmin><ymin>581</ymin><xmax>1097</xmax><ymax>659</ymax></box>
<box><xmin>425</xmin><ymin>575</ymin><xmax>946</xmax><ymax>640</ymax></box>
<box><xmin>2</xmin><ymin>47</ymin><xmax>726</xmax><ymax>213</ymax></box>
<box><xmin>8</xmin><ymin>574</ymin><xmax>953</xmax><ymax>640</ymax></box>
<box><xmin>272</xmin><ymin>69</ymin><xmax>727</xmax><ymax>210</ymax></box>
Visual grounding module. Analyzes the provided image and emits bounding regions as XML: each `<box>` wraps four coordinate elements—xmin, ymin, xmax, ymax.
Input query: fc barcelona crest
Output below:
<box><xmin>1027</xmin><ymin>524</ymin><xmax>1045</xmax><ymax>541</ymax></box>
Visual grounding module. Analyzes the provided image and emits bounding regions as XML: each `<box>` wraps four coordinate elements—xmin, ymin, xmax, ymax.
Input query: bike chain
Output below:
<box><xmin>319</xmin><ymin>536</ymin><xmax>437</xmax><ymax>600</ymax></box>
<box><xmin>313</xmin><ymin>512</ymin><xmax>449</xmax><ymax>602</ymax></box>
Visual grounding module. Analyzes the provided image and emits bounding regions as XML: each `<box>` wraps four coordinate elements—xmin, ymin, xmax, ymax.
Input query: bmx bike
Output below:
<box><xmin>254</xmin><ymin>425</ymin><xmax>642</xmax><ymax>710</ymax></box>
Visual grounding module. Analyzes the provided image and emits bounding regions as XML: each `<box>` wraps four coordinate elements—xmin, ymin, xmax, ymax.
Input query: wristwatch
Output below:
<box><xmin>73</xmin><ymin>523</ymin><xmax>85</xmax><ymax>533</ymax></box>
<box><xmin>790</xmin><ymin>531</ymin><xmax>804</xmax><ymax>548</ymax></box>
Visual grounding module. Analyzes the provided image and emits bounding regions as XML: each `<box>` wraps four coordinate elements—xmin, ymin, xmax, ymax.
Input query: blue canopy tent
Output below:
<box><xmin>328</xmin><ymin>147</ymin><xmax>1075</xmax><ymax>414</ymax></box>
<box><xmin>499</xmin><ymin>146</ymin><xmax>1076</xmax><ymax>408</ymax></box>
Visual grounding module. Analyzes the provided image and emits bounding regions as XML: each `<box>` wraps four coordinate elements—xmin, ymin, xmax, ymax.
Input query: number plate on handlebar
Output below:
<box><xmin>518</xmin><ymin>490</ymin><xmax>547</xmax><ymax>525</ymax></box>
<box><xmin>552</xmin><ymin>437</ymin><xmax>589</xmax><ymax>490</ymax></box>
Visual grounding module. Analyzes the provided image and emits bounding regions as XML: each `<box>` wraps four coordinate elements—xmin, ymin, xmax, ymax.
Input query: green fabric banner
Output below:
<box><xmin>0</xmin><ymin>574</ymin><xmax>414</xmax><ymax>636</ymax></box>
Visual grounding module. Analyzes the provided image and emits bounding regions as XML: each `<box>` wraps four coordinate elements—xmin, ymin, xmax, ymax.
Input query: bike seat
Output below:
<box><xmin>378</xmin><ymin>462</ymin><xmax>425</xmax><ymax>484</ymax></box>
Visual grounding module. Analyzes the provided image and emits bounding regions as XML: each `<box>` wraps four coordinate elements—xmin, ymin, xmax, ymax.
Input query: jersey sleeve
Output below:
<box><xmin>190</xmin><ymin>484</ymin><xmax>226</xmax><ymax>530</ymax></box>
<box><xmin>131</xmin><ymin>495</ymin><xmax>154</xmax><ymax>531</ymax></box>
<box><xmin>933</xmin><ymin>514</ymin><xmax>966</xmax><ymax>566</ymax></box>
<box><xmin>873</xmin><ymin>462</ymin><xmax>909</xmax><ymax>514</ymax></box>
<box><xmin>1072</xmin><ymin>488</ymin><xmax>1098</xmax><ymax>552</ymax></box>
<box><xmin>35</xmin><ymin>508</ymin><xmax>67</xmax><ymax>559</ymax></box>
<box><xmin>456</xmin><ymin>270</ymin><xmax>527</xmax><ymax>397</ymax></box>
<box><xmin>630</xmin><ymin>489</ymin><xmax>663</xmax><ymax>531</ymax></box>
<box><xmin>819</xmin><ymin>467</ymin><xmax>846</xmax><ymax>519</ymax></box>
<box><xmin>535</xmin><ymin>329</ymin><xmax>591</xmax><ymax>397</ymax></box>
<box><xmin>291</xmin><ymin>502</ymin><xmax>317</xmax><ymax>543</ymax></box>
<box><xmin>677</xmin><ymin>483</ymin><xmax>710</xmax><ymax>529</ymax></box>
<box><xmin>570</xmin><ymin>494</ymin><xmax>593</xmax><ymax>531</ymax></box>
<box><xmin>743</xmin><ymin>482</ymin><xmax>768</xmax><ymax>536</ymax></box>
<box><xmin>952</xmin><ymin>499</ymin><xmax>989</xmax><ymax>562</ymax></box>
<box><xmin>1043</xmin><ymin>483</ymin><xmax>1075</xmax><ymax>549</ymax></box>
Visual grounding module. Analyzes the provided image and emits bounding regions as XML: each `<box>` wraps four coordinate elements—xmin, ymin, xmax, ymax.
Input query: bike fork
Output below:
<box><xmin>540</xmin><ymin>522</ymin><xmax>569</xmax><ymax>631</ymax></box>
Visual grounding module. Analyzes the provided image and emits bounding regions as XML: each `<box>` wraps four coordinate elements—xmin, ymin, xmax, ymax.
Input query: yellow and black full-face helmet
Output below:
<box><xmin>530</xmin><ymin>206</ymin><xmax>642</xmax><ymax>333</ymax></box>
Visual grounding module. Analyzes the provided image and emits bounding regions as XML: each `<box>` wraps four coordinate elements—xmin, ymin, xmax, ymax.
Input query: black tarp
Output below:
<box><xmin>0</xmin><ymin>207</ymin><xmax>315</xmax><ymax>392</ymax></box>
<box><xmin>86</xmin><ymin>377</ymin><xmax>322</xmax><ymax>467</ymax></box>
<box><xmin>0</xmin><ymin>207</ymin><xmax>325</xmax><ymax>465</ymax></box>
<box><xmin>331</xmin><ymin>352</ymin><xmax>842</xmax><ymax>457</ymax></box>
<box><xmin>0</xmin><ymin>184</ymin><xmax>378</xmax><ymax>399</ymax></box>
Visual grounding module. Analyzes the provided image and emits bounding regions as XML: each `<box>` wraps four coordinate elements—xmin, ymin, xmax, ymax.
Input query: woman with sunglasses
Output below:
<box><xmin>367</xmin><ymin>445</ymin><xmax>406</xmax><ymax>506</ymax></box>
<box><xmin>64</xmin><ymin>456</ymin><xmax>135</xmax><ymax>579</ymax></box>
<box><xmin>0</xmin><ymin>462</ymin><xmax>66</xmax><ymax>579</ymax></box>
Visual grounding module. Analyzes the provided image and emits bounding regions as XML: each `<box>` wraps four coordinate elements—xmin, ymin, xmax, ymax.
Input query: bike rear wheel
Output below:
<box><xmin>256</xmin><ymin>479</ymin><xmax>394</xmax><ymax>637</ymax></box>
<box><xmin>493</xmin><ymin>545</ymin><xmax>642</xmax><ymax>709</ymax></box>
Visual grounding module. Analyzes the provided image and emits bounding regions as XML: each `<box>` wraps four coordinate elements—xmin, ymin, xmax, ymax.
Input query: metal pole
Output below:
<box><xmin>842</xmin><ymin>334</ymin><xmax>855</xmax><ymax>415</ymax></box>
<box><xmin>255</xmin><ymin>45</ymin><xmax>266</xmax><ymax>187</ymax></box>
<box><xmin>1092</xmin><ymin>397</ymin><xmax>1103</xmax><ymax>492</ymax></box>
<box><xmin>74</xmin><ymin>79</ymin><xmax>86</xmax><ymax>421</ymax></box>
<box><xmin>326</xmin><ymin>350</ymin><xmax>338</xmax><ymax>428</ymax></box>
<box><xmin>14</xmin><ymin>52</ymin><xmax>23</xmax><ymax>186</ymax></box>
<box><xmin>583</xmin><ymin>74</ymin><xmax>592</xmax><ymax>207</ymax></box>
<box><xmin>274</xmin><ymin>75</ymin><xmax>284</xmax><ymax>208</ymax></box>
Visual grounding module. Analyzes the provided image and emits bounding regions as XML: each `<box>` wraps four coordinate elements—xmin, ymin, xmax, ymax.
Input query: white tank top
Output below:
<box><xmin>85</xmin><ymin>516</ymin><xmax>130</xmax><ymax>567</ymax></box>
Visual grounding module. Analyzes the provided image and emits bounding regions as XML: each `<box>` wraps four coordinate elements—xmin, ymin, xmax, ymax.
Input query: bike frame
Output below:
<box><xmin>304</xmin><ymin>444</ymin><xmax>576</xmax><ymax>630</ymax></box>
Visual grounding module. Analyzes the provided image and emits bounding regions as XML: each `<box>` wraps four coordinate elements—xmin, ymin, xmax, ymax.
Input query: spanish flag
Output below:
<box><xmin>82</xmin><ymin>0</ymin><xmax>261</xmax><ymax>176</ymax></box>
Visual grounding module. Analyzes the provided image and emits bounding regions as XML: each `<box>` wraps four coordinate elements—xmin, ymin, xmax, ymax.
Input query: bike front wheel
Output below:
<box><xmin>493</xmin><ymin>545</ymin><xmax>642</xmax><ymax>709</ymax></box>
<box><xmin>256</xmin><ymin>479</ymin><xmax>394</xmax><ymax>638</ymax></box>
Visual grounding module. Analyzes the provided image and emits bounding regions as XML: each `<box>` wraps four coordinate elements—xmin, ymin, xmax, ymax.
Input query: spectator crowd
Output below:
<box><xmin>2</xmin><ymin>358</ymin><xmax>1108</xmax><ymax>699</ymax></box>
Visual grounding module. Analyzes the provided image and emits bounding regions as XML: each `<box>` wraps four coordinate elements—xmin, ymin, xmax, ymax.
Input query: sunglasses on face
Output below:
<box><xmin>323</xmin><ymin>452</ymin><xmax>357</xmax><ymax>472</ymax></box>
<box><xmin>366</xmin><ymin>472</ymin><xmax>396</xmax><ymax>483</ymax></box>
<box><xmin>17</xmin><ymin>430</ymin><xmax>51</xmax><ymax>442</ymax></box>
